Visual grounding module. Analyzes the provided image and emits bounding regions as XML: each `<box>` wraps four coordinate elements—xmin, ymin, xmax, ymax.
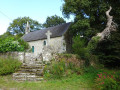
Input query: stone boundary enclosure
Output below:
<box><xmin>0</xmin><ymin>46</ymin><xmax>56</xmax><ymax>64</ymax></box>
<box><xmin>0</xmin><ymin>52</ymin><xmax>42</xmax><ymax>64</ymax></box>
<box><xmin>0</xmin><ymin>45</ymin><xmax>58</xmax><ymax>66</ymax></box>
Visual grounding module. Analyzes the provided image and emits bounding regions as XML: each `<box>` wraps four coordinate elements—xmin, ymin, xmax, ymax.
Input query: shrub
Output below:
<box><xmin>44</xmin><ymin>55</ymin><xmax>83</xmax><ymax>79</ymax></box>
<box><xmin>95</xmin><ymin>72</ymin><xmax>119</xmax><ymax>90</ymax></box>
<box><xmin>58</xmin><ymin>53</ymin><xmax>72</xmax><ymax>58</ymax></box>
<box><xmin>72</xmin><ymin>35</ymin><xmax>99</xmax><ymax>67</ymax></box>
<box><xmin>51</xmin><ymin>60</ymin><xmax>66</xmax><ymax>78</ymax></box>
<box><xmin>84</xmin><ymin>66</ymin><xmax>98</xmax><ymax>73</ymax></box>
<box><xmin>114</xmin><ymin>71</ymin><xmax>120</xmax><ymax>84</ymax></box>
<box><xmin>0</xmin><ymin>57</ymin><xmax>22</xmax><ymax>75</ymax></box>
<box><xmin>44</xmin><ymin>59</ymin><xmax>66</xmax><ymax>79</ymax></box>
<box><xmin>18</xmin><ymin>39</ymin><xmax>29</xmax><ymax>50</ymax></box>
<box><xmin>0</xmin><ymin>34</ymin><xmax>29</xmax><ymax>53</ymax></box>
<box><xmin>66</xmin><ymin>58</ymin><xmax>82</xmax><ymax>75</ymax></box>
<box><xmin>72</xmin><ymin>35</ymin><xmax>87</xmax><ymax>60</ymax></box>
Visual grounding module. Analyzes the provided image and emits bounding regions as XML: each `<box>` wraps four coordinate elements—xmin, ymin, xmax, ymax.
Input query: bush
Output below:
<box><xmin>72</xmin><ymin>35</ymin><xmax>87</xmax><ymax>60</ymax></box>
<box><xmin>44</xmin><ymin>55</ymin><xmax>83</xmax><ymax>79</ymax></box>
<box><xmin>0</xmin><ymin>33</ymin><xmax>29</xmax><ymax>53</ymax></box>
<box><xmin>0</xmin><ymin>57</ymin><xmax>22</xmax><ymax>75</ymax></box>
<box><xmin>66</xmin><ymin>58</ymin><xmax>82</xmax><ymax>75</ymax></box>
<box><xmin>18</xmin><ymin>39</ymin><xmax>29</xmax><ymax>50</ymax></box>
<box><xmin>95</xmin><ymin>72</ymin><xmax>120</xmax><ymax>90</ymax></box>
<box><xmin>114</xmin><ymin>71</ymin><xmax>120</xmax><ymax>84</ymax></box>
<box><xmin>51</xmin><ymin>59</ymin><xmax>66</xmax><ymax>78</ymax></box>
<box><xmin>58</xmin><ymin>53</ymin><xmax>72</xmax><ymax>58</ymax></box>
<box><xmin>44</xmin><ymin>59</ymin><xmax>66</xmax><ymax>79</ymax></box>
<box><xmin>72</xmin><ymin>35</ymin><xmax>99</xmax><ymax>66</ymax></box>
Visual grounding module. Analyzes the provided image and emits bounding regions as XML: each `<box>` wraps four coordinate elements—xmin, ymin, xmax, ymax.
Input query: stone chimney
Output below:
<box><xmin>25</xmin><ymin>21</ymin><xmax>30</xmax><ymax>34</ymax></box>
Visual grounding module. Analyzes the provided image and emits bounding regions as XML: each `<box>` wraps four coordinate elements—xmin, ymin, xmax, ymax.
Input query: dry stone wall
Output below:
<box><xmin>0</xmin><ymin>52</ymin><xmax>43</xmax><ymax>64</ymax></box>
<box><xmin>0</xmin><ymin>49</ymin><xmax>55</xmax><ymax>64</ymax></box>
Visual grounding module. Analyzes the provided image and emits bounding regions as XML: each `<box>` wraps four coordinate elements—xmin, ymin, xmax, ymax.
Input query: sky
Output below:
<box><xmin>0</xmin><ymin>0</ymin><xmax>74</xmax><ymax>35</ymax></box>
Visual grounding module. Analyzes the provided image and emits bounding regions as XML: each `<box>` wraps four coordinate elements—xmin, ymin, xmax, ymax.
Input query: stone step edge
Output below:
<box><xmin>13</xmin><ymin>77</ymin><xmax>44</xmax><ymax>81</ymax></box>
<box><xmin>13</xmin><ymin>73</ymin><xmax>44</xmax><ymax>81</ymax></box>
<box><xmin>22</xmin><ymin>63</ymin><xmax>45</xmax><ymax>66</ymax></box>
<box><xmin>13</xmin><ymin>72</ymin><xmax>43</xmax><ymax>76</ymax></box>
<box><xmin>17</xmin><ymin>68</ymin><xmax>43</xmax><ymax>71</ymax></box>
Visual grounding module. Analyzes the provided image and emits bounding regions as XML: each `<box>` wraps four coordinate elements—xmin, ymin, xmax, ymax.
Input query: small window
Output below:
<box><xmin>32</xmin><ymin>46</ymin><xmax>34</xmax><ymax>53</ymax></box>
<box><xmin>43</xmin><ymin>41</ymin><xmax>46</xmax><ymax>46</ymax></box>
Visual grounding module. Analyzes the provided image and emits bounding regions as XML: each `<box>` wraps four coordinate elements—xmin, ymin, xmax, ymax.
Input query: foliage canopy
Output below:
<box><xmin>7</xmin><ymin>17</ymin><xmax>42</xmax><ymax>34</ymax></box>
<box><xmin>62</xmin><ymin>0</ymin><xmax>120</xmax><ymax>67</ymax></box>
<box><xmin>43</xmin><ymin>15</ymin><xmax>66</xmax><ymax>28</ymax></box>
<box><xmin>62</xmin><ymin>0</ymin><xmax>120</xmax><ymax>37</ymax></box>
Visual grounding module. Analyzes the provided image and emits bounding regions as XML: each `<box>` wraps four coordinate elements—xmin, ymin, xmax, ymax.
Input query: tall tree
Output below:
<box><xmin>43</xmin><ymin>15</ymin><xmax>66</xmax><ymax>28</ymax></box>
<box><xmin>62</xmin><ymin>0</ymin><xmax>120</xmax><ymax>67</ymax></box>
<box><xmin>7</xmin><ymin>17</ymin><xmax>42</xmax><ymax>34</ymax></box>
<box><xmin>62</xmin><ymin>0</ymin><xmax>120</xmax><ymax>38</ymax></box>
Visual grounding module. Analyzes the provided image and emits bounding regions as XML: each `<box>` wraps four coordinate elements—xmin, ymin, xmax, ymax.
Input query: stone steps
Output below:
<box><xmin>17</xmin><ymin>69</ymin><xmax>43</xmax><ymax>76</ymax></box>
<box><xmin>17</xmin><ymin>69</ymin><xmax>43</xmax><ymax>72</ymax></box>
<box><xmin>21</xmin><ymin>65</ymin><xmax>44</xmax><ymax>69</ymax></box>
<box><xmin>13</xmin><ymin>73</ymin><xmax>43</xmax><ymax>81</ymax></box>
<box><xmin>22</xmin><ymin>63</ymin><xmax>45</xmax><ymax>66</ymax></box>
<box><xmin>13</xmin><ymin>63</ymin><xmax>45</xmax><ymax>81</ymax></box>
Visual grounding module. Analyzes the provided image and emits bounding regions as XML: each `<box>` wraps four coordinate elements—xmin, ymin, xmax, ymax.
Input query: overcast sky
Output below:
<box><xmin>0</xmin><ymin>0</ymin><xmax>74</xmax><ymax>35</ymax></box>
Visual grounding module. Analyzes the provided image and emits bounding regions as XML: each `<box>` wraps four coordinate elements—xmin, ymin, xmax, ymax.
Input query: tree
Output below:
<box><xmin>43</xmin><ymin>15</ymin><xmax>66</xmax><ymax>28</ymax></box>
<box><xmin>62</xmin><ymin>0</ymin><xmax>120</xmax><ymax>67</ymax></box>
<box><xmin>7</xmin><ymin>17</ymin><xmax>42</xmax><ymax>34</ymax></box>
<box><xmin>0</xmin><ymin>32</ymin><xmax>29</xmax><ymax>52</ymax></box>
<box><xmin>62</xmin><ymin>0</ymin><xmax>120</xmax><ymax>38</ymax></box>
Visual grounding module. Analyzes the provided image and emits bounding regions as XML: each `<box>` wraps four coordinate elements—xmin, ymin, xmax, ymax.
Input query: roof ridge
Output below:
<box><xmin>22</xmin><ymin>22</ymin><xmax>71</xmax><ymax>42</ymax></box>
<box><xmin>30</xmin><ymin>22</ymin><xmax>71</xmax><ymax>33</ymax></box>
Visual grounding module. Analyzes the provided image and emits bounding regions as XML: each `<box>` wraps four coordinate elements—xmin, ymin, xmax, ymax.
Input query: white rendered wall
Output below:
<box><xmin>28</xmin><ymin>39</ymin><xmax>46</xmax><ymax>56</ymax></box>
<box><xmin>28</xmin><ymin>36</ymin><xmax>66</xmax><ymax>56</ymax></box>
<box><xmin>49</xmin><ymin>36</ymin><xmax>66</xmax><ymax>53</ymax></box>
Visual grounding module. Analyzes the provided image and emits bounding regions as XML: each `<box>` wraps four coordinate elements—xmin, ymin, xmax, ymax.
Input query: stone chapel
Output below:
<box><xmin>22</xmin><ymin>22</ymin><xmax>71</xmax><ymax>57</ymax></box>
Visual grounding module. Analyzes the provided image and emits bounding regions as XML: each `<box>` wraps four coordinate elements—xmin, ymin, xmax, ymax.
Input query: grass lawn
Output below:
<box><xmin>0</xmin><ymin>74</ymin><xmax>95</xmax><ymax>90</ymax></box>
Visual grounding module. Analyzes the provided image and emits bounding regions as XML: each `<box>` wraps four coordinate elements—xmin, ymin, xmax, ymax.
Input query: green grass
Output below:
<box><xmin>0</xmin><ymin>74</ymin><xmax>95</xmax><ymax>90</ymax></box>
<box><xmin>0</xmin><ymin>67</ymin><xmax>119</xmax><ymax>90</ymax></box>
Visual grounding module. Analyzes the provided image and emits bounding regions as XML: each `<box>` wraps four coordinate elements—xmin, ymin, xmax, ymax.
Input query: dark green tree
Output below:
<box><xmin>95</xmin><ymin>31</ymin><xmax>120</xmax><ymax>67</ymax></box>
<box><xmin>62</xmin><ymin>0</ymin><xmax>120</xmax><ymax>67</ymax></box>
<box><xmin>7</xmin><ymin>17</ymin><xmax>42</xmax><ymax>34</ymax></box>
<box><xmin>43</xmin><ymin>15</ymin><xmax>66</xmax><ymax>28</ymax></box>
<box><xmin>62</xmin><ymin>0</ymin><xmax>120</xmax><ymax>38</ymax></box>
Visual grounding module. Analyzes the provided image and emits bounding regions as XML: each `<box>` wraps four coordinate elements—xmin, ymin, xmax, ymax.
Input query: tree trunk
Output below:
<box><xmin>96</xmin><ymin>6</ymin><xmax>117</xmax><ymax>41</ymax></box>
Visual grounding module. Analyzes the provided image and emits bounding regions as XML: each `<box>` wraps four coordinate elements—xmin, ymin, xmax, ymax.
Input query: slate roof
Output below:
<box><xmin>22</xmin><ymin>22</ymin><xmax>71</xmax><ymax>42</ymax></box>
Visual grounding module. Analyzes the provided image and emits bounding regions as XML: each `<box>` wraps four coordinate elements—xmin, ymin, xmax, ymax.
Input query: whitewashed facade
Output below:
<box><xmin>22</xmin><ymin>22</ymin><xmax>71</xmax><ymax>58</ymax></box>
<box><xmin>28</xmin><ymin>36</ymin><xmax>66</xmax><ymax>56</ymax></box>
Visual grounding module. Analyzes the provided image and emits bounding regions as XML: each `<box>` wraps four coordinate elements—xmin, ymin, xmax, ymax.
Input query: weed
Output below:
<box><xmin>0</xmin><ymin>57</ymin><xmax>22</xmax><ymax>75</ymax></box>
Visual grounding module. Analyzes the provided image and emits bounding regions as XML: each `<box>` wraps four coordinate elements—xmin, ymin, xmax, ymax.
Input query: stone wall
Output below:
<box><xmin>28</xmin><ymin>39</ymin><xmax>46</xmax><ymax>57</ymax></box>
<box><xmin>0</xmin><ymin>52</ymin><xmax>42</xmax><ymax>64</ymax></box>
<box><xmin>28</xmin><ymin>36</ymin><xmax>66</xmax><ymax>56</ymax></box>
<box><xmin>49</xmin><ymin>36</ymin><xmax>66</xmax><ymax>53</ymax></box>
